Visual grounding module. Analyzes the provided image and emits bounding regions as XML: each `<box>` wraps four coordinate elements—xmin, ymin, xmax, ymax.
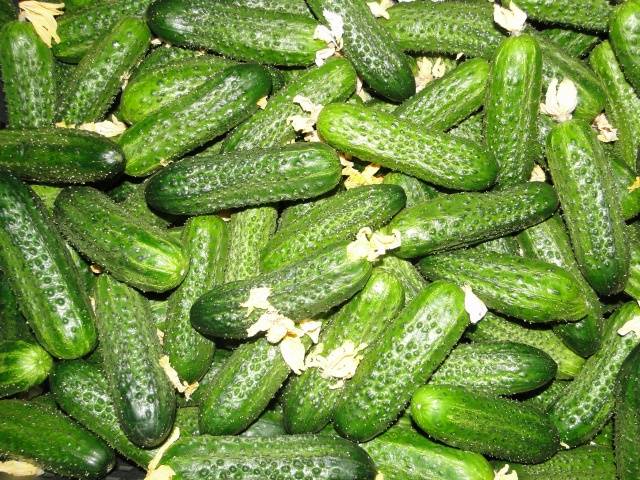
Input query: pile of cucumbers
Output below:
<box><xmin>1</xmin><ymin>0</ymin><xmax>640</xmax><ymax>478</ymax></box>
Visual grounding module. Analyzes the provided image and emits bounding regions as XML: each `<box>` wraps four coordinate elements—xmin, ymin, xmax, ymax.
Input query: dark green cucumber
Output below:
<box><xmin>473</xmin><ymin>235</ymin><xmax>521</xmax><ymax>255</ymax></box>
<box><xmin>109</xmin><ymin>180</ymin><xmax>173</xmax><ymax>229</ymax></box>
<box><xmin>508</xmin><ymin>0</ymin><xmax>611</xmax><ymax>31</ymax></box>
<box><xmin>0</xmin><ymin>340</ymin><xmax>53</xmax><ymax>398</ymax></box>
<box><xmin>387</xmin><ymin>182</ymin><xmax>557</xmax><ymax>259</ymax></box>
<box><xmin>546</xmin><ymin>119</ymin><xmax>629</xmax><ymax>296</ymax></box>
<box><xmin>609</xmin><ymin>150</ymin><xmax>640</xmax><ymax>221</ymax></box>
<box><xmin>0</xmin><ymin>174</ymin><xmax>96</xmax><ymax>359</ymax></box>
<box><xmin>192</xmin><ymin>241</ymin><xmax>373</xmax><ymax>339</ymax></box>
<box><xmin>120</xmin><ymin>64</ymin><xmax>271</xmax><ymax>176</ymax></box>
<box><xmin>282</xmin><ymin>269</ymin><xmax>405</xmax><ymax>434</ymax></box>
<box><xmin>411</xmin><ymin>385</ymin><xmax>559</xmax><ymax>463</ymax></box>
<box><xmin>317</xmin><ymin>103</ymin><xmax>497</xmax><ymax>191</ymax></box>
<box><xmin>261</xmin><ymin>184</ymin><xmax>405</xmax><ymax>272</ymax></box>
<box><xmin>549</xmin><ymin>301</ymin><xmax>640</xmax><ymax>446</ymax></box>
<box><xmin>419</xmin><ymin>250</ymin><xmax>589</xmax><ymax>324</ymax></box>
<box><xmin>164</xmin><ymin>216</ymin><xmax>228</xmax><ymax>384</ymax></box>
<box><xmin>625</xmin><ymin>223</ymin><xmax>640</xmax><ymax>300</ymax></box>
<box><xmin>0</xmin><ymin>399</ymin><xmax>115</xmax><ymax>478</ymax></box>
<box><xmin>147</xmin><ymin>0</ymin><xmax>325</xmax><ymax>66</ymax></box>
<box><xmin>522</xmin><ymin>379</ymin><xmax>571</xmax><ymax>411</ymax></box>
<box><xmin>610</xmin><ymin>0</ymin><xmax>640</xmax><ymax>94</ymax></box>
<box><xmin>0</xmin><ymin>0</ymin><xmax>15</xmax><ymax>26</ymax></box>
<box><xmin>0</xmin><ymin>21</ymin><xmax>55</xmax><ymax>128</ymax></box>
<box><xmin>220</xmin><ymin>0</ymin><xmax>311</xmax><ymax>16</ymax></box>
<box><xmin>429</xmin><ymin>341</ymin><xmax>557</xmax><ymax>395</ymax></box>
<box><xmin>178</xmin><ymin>348</ymin><xmax>232</xmax><ymax>407</ymax></box>
<box><xmin>146</xmin><ymin>143</ymin><xmax>341</xmax><ymax>215</ymax></box>
<box><xmin>0</xmin><ymin>274</ymin><xmax>32</xmax><ymax>342</ymax></box>
<box><xmin>59</xmin><ymin>17</ymin><xmax>150</xmax><ymax>124</ymax></box>
<box><xmin>378</xmin><ymin>255</ymin><xmax>428</xmax><ymax>302</ymax></box>
<box><xmin>0</xmin><ymin>128</ymin><xmax>124</xmax><ymax>184</ymax></box>
<box><xmin>333</xmin><ymin>281</ymin><xmax>469</xmax><ymax>442</ymax></box>
<box><xmin>93</xmin><ymin>274</ymin><xmax>176</xmax><ymax>448</ymax></box>
<box><xmin>382</xmin><ymin>173</ymin><xmax>438</xmax><ymax>208</ymax></box>
<box><xmin>539</xmin><ymin>28</ymin><xmax>600</xmax><ymax>58</ymax></box>
<box><xmin>615</xmin><ymin>344</ymin><xmax>640</xmax><ymax>480</ymax></box>
<box><xmin>485</xmin><ymin>34</ymin><xmax>542</xmax><ymax>187</ymax></box>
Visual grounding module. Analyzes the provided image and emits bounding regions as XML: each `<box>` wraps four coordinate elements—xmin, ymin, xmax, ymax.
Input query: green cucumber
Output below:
<box><xmin>609</xmin><ymin>0</ymin><xmax>640</xmax><ymax>94</ymax></box>
<box><xmin>317</xmin><ymin>103</ymin><xmax>498</xmax><ymax>191</ymax></box>
<box><xmin>0</xmin><ymin>340</ymin><xmax>53</xmax><ymax>398</ymax></box>
<box><xmin>93</xmin><ymin>274</ymin><xmax>176</xmax><ymax>448</ymax></box>
<box><xmin>333</xmin><ymin>281</ymin><xmax>469</xmax><ymax>442</ymax></box>
<box><xmin>0</xmin><ymin>174</ymin><xmax>96</xmax><ymax>359</ymax></box>
<box><xmin>411</xmin><ymin>385</ymin><xmax>559</xmax><ymax>463</ymax></box>
<box><xmin>109</xmin><ymin>180</ymin><xmax>173</xmax><ymax>229</ymax></box>
<box><xmin>379</xmin><ymin>255</ymin><xmax>428</xmax><ymax>302</ymax></box>
<box><xmin>387</xmin><ymin>182</ymin><xmax>558</xmax><ymax>259</ymax></box>
<box><xmin>485</xmin><ymin>34</ymin><xmax>542</xmax><ymax>187</ymax></box>
<box><xmin>522</xmin><ymin>379</ymin><xmax>571</xmax><ymax>411</ymax></box>
<box><xmin>419</xmin><ymin>250</ymin><xmax>590</xmax><ymax>324</ymax></box>
<box><xmin>220</xmin><ymin>0</ymin><xmax>311</xmax><ymax>17</ymax></box>
<box><xmin>0</xmin><ymin>275</ymin><xmax>31</xmax><ymax>342</ymax></box>
<box><xmin>382</xmin><ymin>173</ymin><xmax>438</xmax><ymax>208</ymax></box>
<box><xmin>473</xmin><ymin>236</ymin><xmax>521</xmax><ymax>255</ymax></box>
<box><xmin>546</xmin><ymin>119</ymin><xmax>629</xmax><ymax>295</ymax></box>
<box><xmin>507</xmin><ymin>0</ymin><xmax>611</xmax><ymax>32</ymax></box>
<box><xmin>0</xmin><ymin>128</ymin><xmax>124</xmax><ymax>184</ymax></box>
<box><xmin>178</xmin><ymin>349</ymin><xmax>232</xmax><ymax>406</ymax></box>
<box><xmin>120</xmin><ymin>64</ymin><xmax>271</xmax><ymax>176</ymax></box>
<box><xmin>241</xmin><ymin>408</ymin><xmax>287</xmax><ymax>437</ymax></box>
<box><xmin>625</xmin><ymin>223</ymin><xmax>640</xmax><ymax>300</ymax></box>
<box><xmin>147</xmin><ymin>0</ymin><xmax>325</xmax><ymax>66</ymax></box>
<box><xmin>449</xmin><ymin>111</ymin><xmax>484</xmax><ymax>143</ymax></box>
<box><xmin>0</xmin><ymin>0</ymin><xmax>15</xmax><ymax>26</ymax></box>
<box><xmin>549</xmin><ymin>301</ymin><xmax>640</xmax><ymax>446</ymax></box>
<box><xmin>610</xmin><ymin>150</ymin><xmax>640</xmax><ymax>221</ymax></box>
<box><xmin>0</xmin><ymin>399</ymin><xmax>115</xmax><ymax>478</ymax></box>
<box><xmin>539</xmin><ymin>28</ymin><xmax>600</xmax><ymax>58</ymax></box>
<box><xmin>0</xmin><ymin>21</ymin><xmax>55</xmax><ymax>128</ymax></box>
<box><xmin>615</xmin><ymin>344</ymin><xmax>640</xmax><ymax>480</ymax></box>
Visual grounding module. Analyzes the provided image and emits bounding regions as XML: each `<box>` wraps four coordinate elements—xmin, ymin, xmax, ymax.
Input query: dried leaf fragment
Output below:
<box><xmin>0</xmin><ymin>461</ymin><xmax>44</xmax><ymax>477</ymax></box>
<box><xmin>340</xmin><ymin>156</ymin><xmax>383</xmax><ymax>189</ymax></box>
<box><xmin>618</xmin><ymin>316</ymin><xmax>640</xmax><ymax>337</ymax></box>
<box><xmin>592</xmin><ymin>113</ymin><xmax>618</xmax><ymax>142</ymax></box>
<box><xmin>494</xmin><ymin>464</ymin><xmax>518</xmax><ymax>480</ymax></box>
<box><xmin>367</xmin><ymin>0</ymin><xmax>394</xmax><ymax>19</ymax></box>
<box><xmin>493</xmin><ymin>1</ymin><xmax>527</xmax><ymax>35</ymax></box>
<box><xmin>529</xmin><ymin>164</ymin><xmax>546</xmax><ymax>182</ymax></box>
<box><xmin>146</xmin><ymin>427</ymin><xmax>180</xmax><ymax>475</ymax></box>
<box><xmin>415</xmin><ymin>57</ymin><xmax>447</xmax><ymax>92</ymax></box>
<box><xmin>462</xmin><ymin>284</ymin><xmax>487</xmax><ymax>324</ymax></box>
<box><xmin>347</xmin><ymin>227</ymin><xmax>401</xmax><ymax>262</ymax></box>
<box><xmin>18</xmin><ymin>1</ymin><xmax>64</xmax><ymax>47</ymax></box>
<box><xmin>159</xmin><ymin>356</ymin><xmax>199</xmax><ymax>400</ymax></box>
<box><xmin>628</xmin><ymin>177</ymin><xmax>640</xmax><ymax>193</ymax></box>
<box><xmin>540</xmin><ymin>78</ymin><xmax>578</xmax><ymax>122</ymax></box>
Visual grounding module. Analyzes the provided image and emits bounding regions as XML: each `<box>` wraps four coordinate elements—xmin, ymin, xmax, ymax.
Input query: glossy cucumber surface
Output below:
<box><xmin>0</xmin><ymin>340</ymin><xmax>53</xmax><ymax>398</ymax></box>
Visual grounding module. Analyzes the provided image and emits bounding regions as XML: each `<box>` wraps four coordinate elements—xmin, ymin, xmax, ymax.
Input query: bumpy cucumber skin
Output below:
<box><xmin>0</xmin><ymin>22</ymin><xmax>55</xmax><ymax>128</ymax></box>
<box><xmin>130</xmin><ymin>46</ymin><xmax>203</xmax><ymax>81</ymax></box>
<box><xmin>539</xmin><ymin>28</ymin><xmax>600</xmax><ymax>58</ymax></box>
<box><xmin>333</xmin><ymin>281</ymin><xmax>469</xmax><ymax>442</ymax></box>
<box><xmin>625</xmin><ymin>224</ymin><xmax>640</xmax><ymax>300</ymax></box>
<box><xmin>0</xmin><ymin>128</ymin><xmax>124</xmax><ymax>184</ymax></box>
<box><xmin>394</xmin><ymin>57</ymin><xmax>489</xmax><ymax>131</ymax></box>
<box><xmin>120</xmin><ymin>64</ymin><xmax>271</xmax><ymax>176</ymax></box>
<box><xmin>608</xmin><ymin>149</ymin><xmax>640</xmax><ymax>221</ymax></box>
<box><xmin>109</xmin><ymin>180</ymin><xmax>173</xmax><ymax>230</ymax></box>
<box><xmin>379</xmin><ymin>255</ymin><xmax>428</xmax><ymax>302</ymax></box>
<box><xmin>509</xmin><ymin>0</ymin><xmax>611</xmax><ymax>31</ymax></box>
<box><xmin>147</xmin><ymin>0</ymin><xmax>325</xmax><ymax>66</ymax></box>
<box><xmin>419</xmin><ymin>250</ymin><xmax>589</xmax><ymax>324</ymax></box>
<box><xmin>485</xmin><ymin>34</ymin><xmax>542</xmax><ymax>187</ymax></box>
<box><xmin>382</xmin><ymin>173</ymin><xmax>438</xmax><ymax>208</ymax></box>
<box><xmin>615</xmin><ymin>344</ymin><xmax>640</xmax><ymax>480</ymax></box>
<box><xmin>54</xmin><ymin>187</ymin><xmax>187</xmax><ymax>293</ymax></box>
<box><xmin>449</xmin><ymin>111</ymin><xmax>484</xmax><ymax>143</ymax></box>
<box><xmin>94</xmin><ymin>275</ymin><xmax>176</xmax><ymax>448</ymax></box>
<box><xmin>546</xmin><ymin>120</ymin><xmax>629</xmax><ymax>296</ymax></box>
<box><xmin>388</xmin><ymin>182</ymin><xmax>558</xmax><ymax>259</ymax></box>
<box><xmin>549</xmin><ymin>301</ymin><xmax>640</xmax><ymax>447</ymax></box>
<box><xmin>0</xmin><ymin>174</ymin><xmax>96</xmax><ymax>359</ymax></box>
<box><xmin>522</xmin><ymin>379</ymin><xmax>571</xmax><ymax>412</ymax></box>
<box><xmin>261</xmin><ymin>184</ymin><xmax>406</xmax><ymax>272</ymax></box>
<box><xmin>317</xmin><ymin>103</ymin><xmax>498</xmax><ymax>191</ymax></box>
<box><xmin>179</xmin><ymin>349</ymin><xmax>232</xmax><ymax>407</ymax></box>
<box><xmin>0</xmin><ymin>274</ymin><xmax>32</xmax><ymax>342</ymax></box>
<box><xmin>221</xmin><ymin>0</ymin><xmax>312</xmax><ymax>16</ymax></box>
<box><xmin>610</xmin><ymin>0</ymin><xmax>640</xmax><ymax>94</ymax></box>
<box><xmin>0</xmin><ymin>340</ymin><xmax>53</xmax><ymax>398</ymax></box>
<box><xmin>282</xmin><ymin>269</ymin><xmax>405</xmax><ymax>434</ymax></box>
<box><xmin>473</xmin><ymin>235</ymin><xmax>520</xmax><ymax>255</ymax></box>
<box><xmin>411</xmin><ymin>385</ymin><xmax>559</xmax><ymax>464</ymax></box>
<box><xmin>0</xmin><ymin>399</ymin><xmax>115</xmax><ymax>479</ymax></box>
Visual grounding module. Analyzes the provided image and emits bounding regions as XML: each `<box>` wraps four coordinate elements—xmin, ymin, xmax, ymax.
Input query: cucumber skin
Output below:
<box><xmin>625</xmin><ymin>224</ymin><xmax>640</xmax><ymax>300</ymax></box>
<box><xmin>0</xmin><ymin>174</ymin><xmax>96</xmax><ymax>359</ymax></box>
<box><xmin>109</xmin><ymin>180</ymin><xmax>174</xmax><ymax>230</ymax></box>
<box><xmin>0</xmin><ymin>340</ymin><xmax>53</xmax><ymax>398</ymax></box>
<box><xmin>317</xmin><ymin>103</ymin><xmax>498</xmax><ymax>191</ymax></box>
<box><xmin>610</xmin><ymin>0</ymin><xmax>640</xmax><ymax>94</ymax></box>
<box><xmin>0</xmin><ymin>22</ymin><xmax>55</xmax><ymax>128</ymax></box>
<box><xmin>221</xmin><ymin>0</ymin><xmax>311</xmax><ymax>16</ymax></box>
<box><xmin>0</xmin><ymin>399</ymin><xmax>115</xmax><ymax>479</ymax></box>
<box><xmin>261</xmin><ymin>184</ymin><xmax>406</xmax><ymax>272</ymax></box>
<box><xmin>94</xmin><ymin>275</ymin><xmax>176</xmax><ymax>448</ymax></box>
<box><xmin>615</xmin><ymin>344</ymin><xmax>640</xmax><ymax>480</ymax></box>
<box><xmin>333</xmin><ymin>281</ymin><xmax>469</xmax><ymax>442</ymax></box>
<box><xmin>549</xmin><ymin>301</ymin><xmax>640</xmax><ymax>447</ymax></box>
<box><xmin>53</xmin><ymin>187</ymin><xmax>187</xmax><ymax>293</ymax></box>
<box><xmin>0</xmin><ymin>128</ymin><xmax>124</xmax><ymax>184</ymax></box>
<box><xmin>387</xmin><ymin>182</ymin><xmax>558</xmax><ymax>259</ymax></box>
<box><xmin>120</xmin><ymin>64</ymin><xmax>271</xmax><ymax>177</ymax></box>
<box><xmin>379</xmin><ymin>255</ymin><xmax>428</xmax><ymax>302</ymax></box>
<box><xmin>609</xmin><ymin>152</ymin><xmax>640</xmax><ymax>221</ymax></box>
<box><xmin>0</xmin><ymin>275</ymin><xmax>32</xmax><ymax>343</ymax></box>
<box><xmin>411</xmin><ymin>385</ymin><xmax>560</xmax><ymax>464</ymax></box>
<box><xmin>382</xmin><ymin>173</ymin><xmax>438</xmax><ymax>209</ymax></box>
<box><xmin>546</xmin><ymin>120</ymin><xmax>629</xmax><ymax>296</ymax></box>
<box><xmin>539</xmin><ymin>28</ymin><xmax>600</xmax><ymax>58</ymax></box>
<box><xmin>510</xmin><ymin>0</ymin><xmax>611</xmax><ymax>32</ymax></box>
<box><xmin>485</xmin><ymin>34</ymin><xmax>542</xmax><ymax>187</ymax></box>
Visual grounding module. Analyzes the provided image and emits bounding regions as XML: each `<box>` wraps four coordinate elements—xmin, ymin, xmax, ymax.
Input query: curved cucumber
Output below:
<box><xmin>0</xmin><ymin>340</ymin><xmax>53</xmax><ymax>398</ymax></box>
<box><xmin>615</xmin><ymin>344</ymin><xmax>640</xmax><ymax>480</ymax></box>
<box><xmin>509</xmin><ymin>0</ymin><xmax>611</xmax><ymax>31</ymax></box>
<box><xmin>610</xmin><ymin>0</ymin><xmax>640</xmax><ymax>94</ymax></box>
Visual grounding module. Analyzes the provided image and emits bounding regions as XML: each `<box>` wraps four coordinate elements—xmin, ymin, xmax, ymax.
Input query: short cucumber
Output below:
<box><xmin>609</xmin><ymin>0</ymin><xmax>640</xmax><ymax>94</ymax></box>
<box><xmin>615</xmin><ymin>344</ymin><xmax>640</xmax><ymax>480</ymax></box>
<box><xmin>411</xmin><ymin>384</ymin><xmax>559</xmax><ymax>464</ymax></box>
<box><xmin>506</xmin><ymin>0</ymin><xmax>611</xmax><ymax>32</ymax></box>
<box><xmin>538</xmin><ymin>28</ymin><xmax>600</xmax><ymax>58</ymax></box>
<box><xmin>0</xmin><ymin>340</ymin><xmax>53</xmax><ymax>398</ymax></box>
<box><xmin>378</xmin><ymin>255</ymin><xmax>428</xmax><ymax>302</ymax></box>
<box><xmin>382</xmin><ymin>173</ymin><xmax>438</xmax><ymax>208</ymax></box>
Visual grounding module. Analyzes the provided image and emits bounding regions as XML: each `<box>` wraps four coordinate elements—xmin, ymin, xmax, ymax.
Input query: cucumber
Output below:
<box><xmin>539</xmin><ymin>28</ymin><xmax>600</xmax><ymax>58</ymax></box>
<box><xmin>378</xmin><ymin>255</ymin><xmax>428</xmax><ymax>302</ymax></box>
<box><xmin>54</xmin><ymin>187</ymin><xmax>187</xmax><ymax>293</ymax></box>
<box><xmin>0</xmin><ymin>128</ymin><xmax>124</xmax><ymax>184</ymax></box>
<box><xmin>147</xmin><ymin>0</ymin><xmax>325</xmax><ymax>66</ymax></box>
<box><xmin>382</xmin><ymin>173</ymin><xmax>438</xmax><ymax>208</ymax></box>
<box><xmin>419</xmin><ymin>250</ymin><xmax>590</xmax><ymax>324</ymax></box>
<box><xmin>609</xmin><ymin>0</ymin><xmax>640</xmax><ymax>94</ymax></box>
<box><xmin>449</xmin><ymin>111</ymin><xmax>484</xmax><ymax>143</ymax></box>
<box><xmin>0</xmin><ymin>174</ymin><xmax>96</xmax><ymax>359</ymax></box>
<box><xmin>485</xmin><ymin>34</ymin><xmax>542</xmax><ymax>187</ymax></box>
<box><xmin>625</xmin><ymin>224</ymin><xmax>640</xmax><ymax>300</ymax></box>
<box><xmin>411</xmin><ymin>385</ymin><xmax>559</xmax><ymax>463</ymax></box>
<box><xmin>473</xmin><ymin>236</ymin><xmax>520</xmax><ymax>255</ymax></box>
<box><xmin>333</xmin><ymin>280</ymin><xmax>469</xmax><ymax>442</ymax></box>
<box><xmin>429</xmin><ymin>341</ymin><xmax>557</xmax><ymax>395</ymax></box>
<box><xmin>220</xmin><ymin>0</ymin><xmax>312</xmax><ymax>17</ymax></box>
<box><xmin>261</xmin><ymin>184</ymin><xmax>405</xmax><ymax>272</ymax></box>
<box><xmin>546</xmin><ymin>119</ymin><xmax>629</xmax><ymax>296</ymax></box>
<box><xmin>609</xmin><ymin>150</ymin><xmax>640</xmax><ymax>221</ymax></box>
<box><xmin>0</xmin><ymin>21</ymin><xmax>55</xmax><ymax>128</ymax></box>
<box><xmin>317</xmin><ymin>103</ymin><xmax>498</xmax><ymax>191</ymax></box>
<box><xmin>178</xmin><ymin>349</ymin><xmax>232</xmax><ymax>407</ymax></box>
<box><xmin>164</xmin><ymin>216</ymin><xmax>228</xmax><ymax>384</ymax></box>
<box><xmin>0</xmin><ymin>0</ymin><xmax>15</xmax><ymax>26</ymax></box>
<box><xmin>0</xmin><ymin>399</ymin><xmax>115</xmax><ymax>478</ymax></box>
<box><xmin>93</xmin><ymin>274</ymin><xmax>176</xmax><ymax>448</ymax></box>
<box><xmin>387</xmin><ymin>182</ymin><xmax>557</xmax><ymax>259</ymax></box>
<box><xmin>506</xmin><ymin>0</ymin><xmax>611</xmax><ymax>32</ymax></box>
<box><xmin>120</xmin><ymin>64</ymin><xmax>272</xmax><ymax>176</ymax></box>
<box><xmin>146</xmin><ymin>143</ymin><xmax>341</xmax><ymax>216</ymax></box>
<box><xmin>109</xmin><ymin>180</ymin><xmax>173</xmax><ymax>230</ymax></box>
<box><xmin>282</xmin><ymin>268</ymin><xmax>405</xmax><ymax>434</ymax></box>
<box><xmin>0</xmin><ymin>340</ymin><xmax>53</xmax><ymax>398</ymax></box>
<box><xmin>59</xmin><ymin>17</ymin><xmax>150</xmax><ymax>124</ymax></box>
<box><xmin>130</xmin><ymin>46</ymin><xmax>202</xmax><ymax>81</ymax></box>
<box><xmin>522</xmin><ymin>379</ymin><xmax>571</xmax><ymax>411</ymax></box>
<box><xmin>549</xmin><ymin>301</ymin><xmax>640</xmax><ymax>446</ymax></box>
<box><xmin>615</xmin><ymin>343</ymin><xmax>640</xmax><ymax>480</ymax></box>
<box><xmin>0</xmin><ymin>275</ymin><xmax>32</xmax><ymax>342</ymax></box>
<box><xmin>241</xmin><ymin>408</ymin><xmax>287</xmax><ymax>437</ymax></box>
